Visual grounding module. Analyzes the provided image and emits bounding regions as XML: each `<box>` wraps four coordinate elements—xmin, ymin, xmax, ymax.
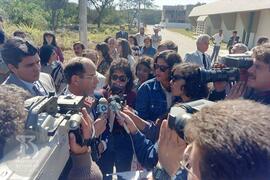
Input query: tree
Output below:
<box><xmin>88</xmin><ymin>0</ymin><xmax>114</xmax><ymax>28</ymax></box>
<box><xmin>118</xmin><ymin>0</ymin><xmax>154</xmax><ymax>30</ymax></box>
<box><xmin>44</xmin><ymin>0</ymin><xmax>68</xmax><ymax>30</ymax></box>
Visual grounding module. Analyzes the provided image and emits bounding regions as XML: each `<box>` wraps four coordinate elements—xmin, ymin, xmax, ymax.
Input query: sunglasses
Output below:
<box><xmin>111</xmin><ymin>74</ymin><xmax>128</xmax><ymax>82</ymax></box>
<box><xmin>154</xmin><ymin>63</ymin><xmax>170</xmax><ymax>72</ymax></box>
<box><xmin>171</xmin><ymin>74</ymin><xmax>185</xmax><ymax>82</ymax></box>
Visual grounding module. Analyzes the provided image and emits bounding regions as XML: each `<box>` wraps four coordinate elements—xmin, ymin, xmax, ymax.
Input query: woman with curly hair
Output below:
<box><xmin>97</xmin><ymin>58</ymin><xmax>136</xmax><ymax>180</ymax></box>
<box><xmin>170</xmin><ymin>62</ymin><xmax>209</xmax><ymax>102</ymax></box>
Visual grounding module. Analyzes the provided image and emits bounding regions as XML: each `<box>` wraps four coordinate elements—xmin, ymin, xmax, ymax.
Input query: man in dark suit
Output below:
<box><xmin>227</xmin><ymin>31</ymin><xmax>240</xmax><ymax>54</ymax></box>
<box><xmin>116</xmin><ymin>25</ymin><xmax>128</xmax><ymax>40</ymax></box>
<box><xmin>184</xmin><ymin>34</ymin><xmax>212</xmax><ymax>69</ymax></box>
<box><xmin>1</xmin><ymin>37</ymin><xmax>55</xmax><ymax>96</ymax></box>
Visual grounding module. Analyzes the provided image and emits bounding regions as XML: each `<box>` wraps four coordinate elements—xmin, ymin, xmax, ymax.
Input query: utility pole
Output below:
<box><xmin>79</xmin><ymin>0</ymin><xmax>88</xmax><ymax>47</ymax></box>
<box><xmin>137</xmin><ymin>0</ymin><xmax>141</xmax><ymax>32</ymax></box>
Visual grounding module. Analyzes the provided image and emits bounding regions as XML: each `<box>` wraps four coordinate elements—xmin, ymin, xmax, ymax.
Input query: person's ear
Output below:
<box><xmin>7</xmin><ymin>64</ymin><xmax>18</xmax><ymax>74</ymax></box>
<box><xmin>71</xmin><ymin>75</ymin><xmax>81</xmax><ymax>86</ymax></box>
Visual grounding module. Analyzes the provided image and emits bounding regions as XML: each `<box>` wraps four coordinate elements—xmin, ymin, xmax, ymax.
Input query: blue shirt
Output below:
<box><xmin>135</xmin><ymin>78</ymin><xmax>168</xmax><ymax>122</ymax></box>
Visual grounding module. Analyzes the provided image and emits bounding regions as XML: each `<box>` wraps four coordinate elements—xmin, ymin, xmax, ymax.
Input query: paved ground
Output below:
<box><xmin>146</xmin><ymin>25</ymin><xmax>227</xmax><ymax>60</ymax></box>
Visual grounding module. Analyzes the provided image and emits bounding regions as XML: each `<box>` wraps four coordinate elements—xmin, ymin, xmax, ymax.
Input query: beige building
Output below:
<box><xmin>189</xmin><ymin>0</ymin><xmax>270</xmax><ymax>48</ymax></box>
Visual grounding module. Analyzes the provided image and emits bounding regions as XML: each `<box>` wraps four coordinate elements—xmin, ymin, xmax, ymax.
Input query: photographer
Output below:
<box><xmin>118</xmin><ymin>63</ymin><xmax>209</xmax><ymax>170</ymax></box>
<box><xmin>158</xmin><ymin>100</ymin><xmax>270</xmax><ymax>180</ymax></box>
<box><xmin>227</xmin><ymin>43</ymin><xmax>270</xmax><ymax>105</ymax></box>
<box><xmin>0</xmin><ymin>85</ymin><xmax>102</xmax><ymax>179</ymax></box>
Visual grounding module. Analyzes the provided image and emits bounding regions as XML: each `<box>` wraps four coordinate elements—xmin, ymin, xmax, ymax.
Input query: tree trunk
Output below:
<box><xmin>79</xmin><ymin>0</ymin><xmax>88</xmax><ymax>47</ymax></box>
<box><xmin>51</xmin><ymin>10</ymin><xmax>57</xmax><ymax>31</ymax></box>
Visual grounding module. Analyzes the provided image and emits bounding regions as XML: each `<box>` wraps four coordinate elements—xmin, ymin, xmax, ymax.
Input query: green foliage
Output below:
<box><xmin>0</xmin><ymin>0</ymin><xmax>48</xmax><ymax>29</ymax></box>
<box><xmin>141</xmin><ymin>9</ymin><xmax>162</xmax><ymax>25</ymax></box>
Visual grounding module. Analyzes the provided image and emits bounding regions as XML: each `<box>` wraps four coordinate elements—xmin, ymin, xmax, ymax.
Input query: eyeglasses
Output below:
<box><xmin>154</xmin><ymin>63</ymin><xmax>169</xmax><ymax>72</ymax></box>
<box><xmin>111</xmin><ymin>74</ymin><xmax>128</xmax><ymax>82</ymax></box>
<box><xmin>176</xmin><ymin>144</ymin><xmax>199</xmax><ymax>180</ymax></box>
<box><xmin>171</xmin><ymin>74</ymin><xmax>185</xmax><ymax>82</ymax></box>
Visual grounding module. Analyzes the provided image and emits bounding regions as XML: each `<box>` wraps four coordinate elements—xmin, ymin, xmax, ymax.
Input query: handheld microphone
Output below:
<box><xmin>97</xmin><ymin>97</ymin><xmax>109</xmax><ymax>114</ymax></box>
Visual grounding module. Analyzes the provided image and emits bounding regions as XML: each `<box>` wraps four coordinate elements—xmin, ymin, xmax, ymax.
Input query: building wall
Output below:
<box><xmin>220</xmin><ymin>19</ymin><xmax>228</xmax><ymax>42</ymax></box>
<box><xmin>255</xmin><ymin>9</ymin><xmax>270</xmax><ymax>45</ymax></box>
<box><xmin>234</xmin><ymin>13</ymin><xmax>245</xmax><ymax>42</ymax></box>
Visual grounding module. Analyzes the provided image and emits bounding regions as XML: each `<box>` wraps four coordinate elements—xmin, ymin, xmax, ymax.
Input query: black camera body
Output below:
<box><xmin>168</xmin><ymin>99</ymin><xmax>215</xmax><ymax>139</ymax></box>
<box><xmin>198</xmin><ymin>67</ymin><xmax>240</xmax><ymax>83</ymax></box>
<box><xmin>220</xmin><ymin>53</ymin><xmax>253</xmax><ymax>69</ymax></box>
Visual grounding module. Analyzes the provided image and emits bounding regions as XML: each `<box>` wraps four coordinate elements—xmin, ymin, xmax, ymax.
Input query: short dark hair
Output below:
<box><xmin>1</xmin><ymin>38</ymin><xmax>38</xmax><ymax>68</ymax></box>
<box><xmin>64</xmin><ymin>57</ymin><xmax>87</xmax><ymax>84</ymax></box>
<box><xmin>107</xmin><ymin>58</ymin><xmax>134</xmax><ymax>92</ymax></box>
<box><xmin>73</xmin><ymin>42</ymin><xmax>85</xmax><ymax>50</ymax></box>
<box><xmin>157</xmin><ymin>40</ymin><xmax>178</xmax><ymax>52</ymax></box>
<box><xmin>185</xmin><ymin>100</ymin><xmax>270</xmax><ymax>180</ymax></box>
<box><xmin>233</xmin><ymin>30</ymin><xmax>237</xmax><ymax>34</ymax></box>
<box><xmin>172</xmin><ymin>63</ymin><xmax>208</xmax><ymax>99</ymax></box>
<box><xmin>13</xmin><ymin>30</ymin><xmax>25</xmax><ymax>37</ymax></box>
<box><xmin>154</xmin><ymin>50</ymin><xmax>182</xmax><ymax>69</ymax></box>
<box><xmin>128</xmin><ymin>35</ymin><xmax>138</xmax><ymax>46</ymax></box>
<box><xmin>257</xmin><ymin>36</ymin><xmax>269</xmax><ymax>46</ymax></box>
<box><xmin>39</xmin><ymin>45</ymin><xmax>55</xmax><ymax>65</ymax></box>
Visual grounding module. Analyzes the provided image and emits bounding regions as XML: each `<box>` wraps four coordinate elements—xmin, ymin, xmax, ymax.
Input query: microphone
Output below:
<box><xmin>97</xmin><ymin>97</ymin><xmax>109</xmax><ymax>115</ymax></box>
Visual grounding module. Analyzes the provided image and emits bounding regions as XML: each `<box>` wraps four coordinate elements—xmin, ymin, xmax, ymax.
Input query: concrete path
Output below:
<box><xmin>146</xmin><ymin>25</ymin><xmax>227</xmax><ymax>60</ymax></box>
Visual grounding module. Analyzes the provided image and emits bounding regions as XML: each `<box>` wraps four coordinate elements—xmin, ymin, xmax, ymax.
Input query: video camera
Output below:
<box><xmin>197</xmin><ymin>54</ymin><xmax>253</xmax><ymax>83</ymax></box>
<box><xmin>168</xmin><ymin>99</ymin><xmax>215</xmax><ymax>139</ymax></box>
<box><xmin>0</xmin><ymin>95</ymin><xmax>87</xmax><ymax>180</ymax></box>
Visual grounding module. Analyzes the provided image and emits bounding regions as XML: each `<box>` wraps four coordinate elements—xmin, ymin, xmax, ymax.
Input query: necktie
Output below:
<box><xmin>202</xmin><ymin>53</ymin><xmax>207</xmax><ymax>69</ymax></box>
<box><xmin>32</xmin><ymin>84</ymin><xmax>43</xmax><ymax>96</ymax></box>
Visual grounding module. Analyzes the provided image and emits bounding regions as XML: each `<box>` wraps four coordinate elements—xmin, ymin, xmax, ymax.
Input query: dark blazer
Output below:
<box><xmin>116</xmin><ymin>31</ymin><xmax>128</xmax><ymax>40</ymax></box>
<box><xmin>227</xmin><ymin>36</ymin><xmax>240</xmax><ymax>48</ymax></box>
<box><xmin>2</xmin><ymin>72</ymin><xmax>56</xmax><ymax>96</ymax></box>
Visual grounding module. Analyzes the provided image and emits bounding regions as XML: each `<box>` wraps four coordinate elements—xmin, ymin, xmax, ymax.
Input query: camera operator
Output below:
<box><xmin>227</xmin><ymin>43</ymin><xmax>270</xmax><ymax>105</ymax></box>
<box><xmin>117</xmin><ymin>63</ymin><xmax>209</xmax><ymax>171</ymax></box>
<box><xmin>158</xmin><ymin>100</ymin><xmax>270</xmax><ymax>180</ymax></box>
<box><xmin>208</xmin><ymin>43</ymin><xmax>249</xmax><ymax>102</ymax></box>
<box><xmin>0</xmin><ymin>85</ymin><xmax>102</xmax><ymax>179</ymax></box>
<box><xmin>1</xmin><ymin>38</ymin><xmax>56</xmax><ymax>96</ymax></box>
<box><xmin>63</xmin><ymin>57</ymin><xmax>108</xmax><ymax>160</ymax></box>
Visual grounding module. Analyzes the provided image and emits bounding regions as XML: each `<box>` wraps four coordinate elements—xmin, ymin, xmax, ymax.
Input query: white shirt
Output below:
<box><xmin>96</xmin><ymin>72</ymin><xmax>106</xmax><ymax>91</ymax></box>
<box><xmin>135</xmin><ymin>33</ymin><xmax>147</xmax><ymax>47</ymax></box>
<box><xmin>212</xmin><ymin>33</ymin><xmax>223</xmax><ymax>46</ymax></box>
<box><xmin>151</xmin><ymin>34</ymin><xmax>162</xmax><ymax>49</ymax></box>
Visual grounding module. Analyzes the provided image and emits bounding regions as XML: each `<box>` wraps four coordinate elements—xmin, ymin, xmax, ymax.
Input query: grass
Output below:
<box><xmin>4</xmin><ymin>23</ymin><xmax>137</xmax><ymax>62</ymax></box>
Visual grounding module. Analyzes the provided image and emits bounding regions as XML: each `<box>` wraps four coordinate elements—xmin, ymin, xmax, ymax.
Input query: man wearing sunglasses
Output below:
<box><xmin>184</xmin><ymin>34</ymin><xmax>212</xmax><ymax>70</ymax></box>
<box><xmin>1</xmin><ymin>37</ymin><xmax>55</xmax><ymax>96</ymax></box>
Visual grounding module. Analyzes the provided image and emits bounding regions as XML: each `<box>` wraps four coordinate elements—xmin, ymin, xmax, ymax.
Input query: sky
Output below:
<box><xmin>69</xmin><ymin>0</ymin><xmax>217</xmax><ymax>9</ymax></box>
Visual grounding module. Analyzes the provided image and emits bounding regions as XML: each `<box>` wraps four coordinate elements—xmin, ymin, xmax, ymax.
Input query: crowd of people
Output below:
<box><xmin>0</xmin><ymin>20</ymin><xmax>270</xmax><ymax>180</ymax></box>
